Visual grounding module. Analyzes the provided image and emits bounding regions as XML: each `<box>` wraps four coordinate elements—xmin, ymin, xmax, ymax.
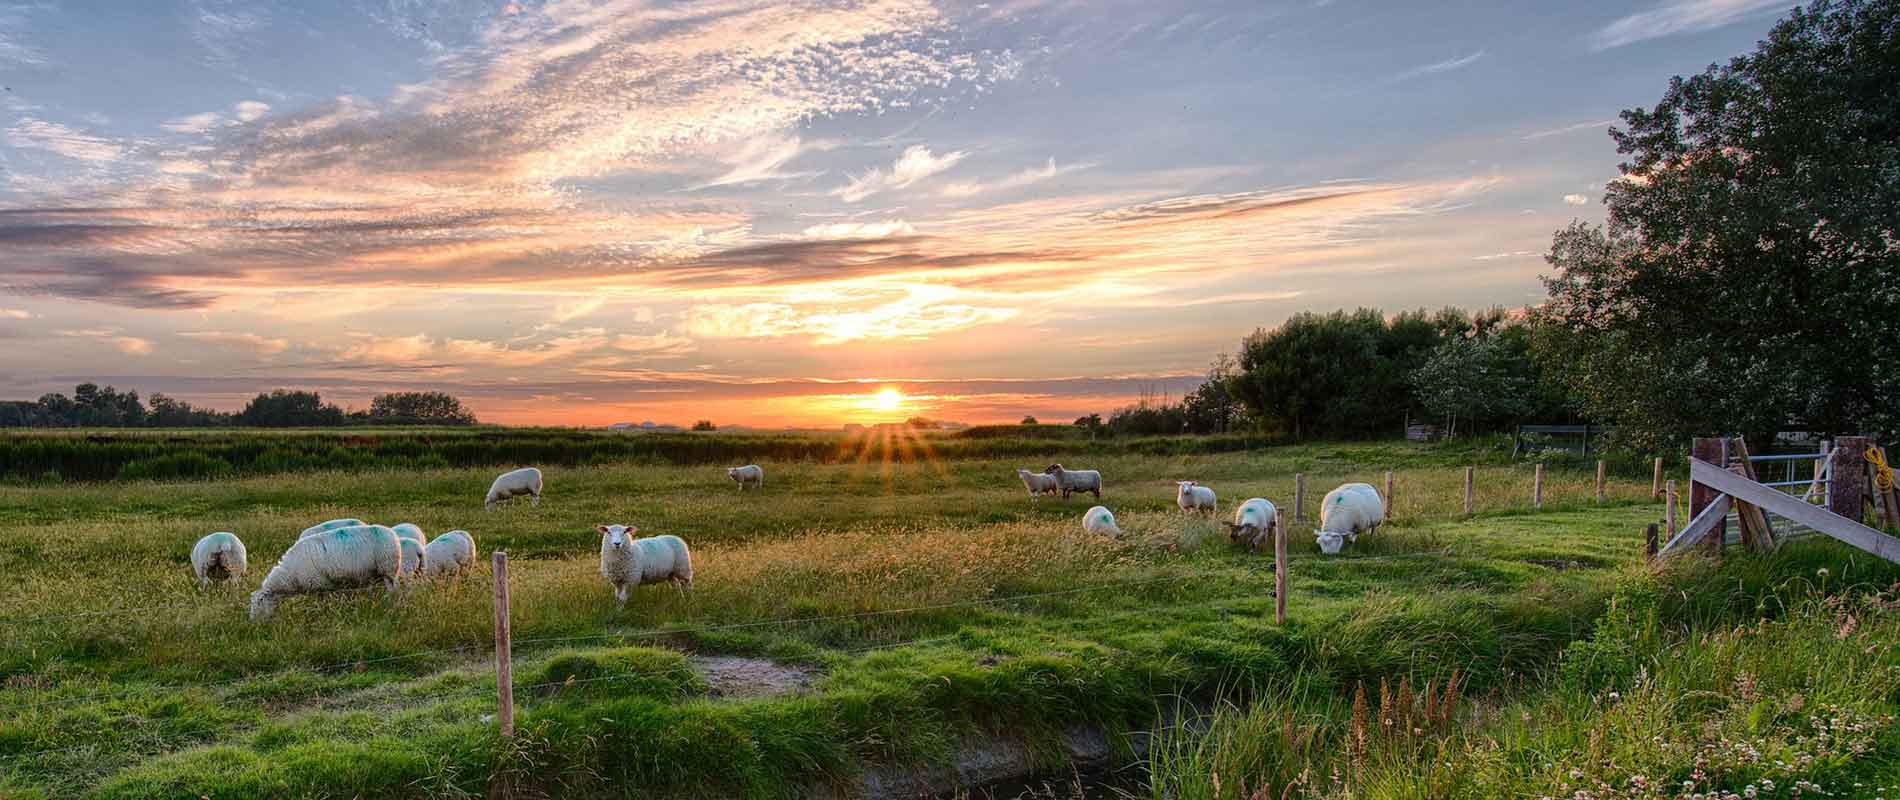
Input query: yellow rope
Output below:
<box><xmin>1867</xmin><ymin>446</ymin><xmax>1894</xmax><ymax>492</ymax></box>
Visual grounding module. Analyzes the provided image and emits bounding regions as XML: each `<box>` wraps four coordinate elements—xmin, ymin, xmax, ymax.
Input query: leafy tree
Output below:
<box><xmin>1020</xmin><ymin>415</ymin><xmax>1038</xmax><ymax>425</ymax></box>
<box><xmin>236</xmin><ymin>390</ymin><xmax>345</xmax><ymax>427</ymax></box>
<box><xmin>904</xmin><ymin>416</ymin><xmax>936</xmax><ymax>429</ymax></box>
<box><xmin>1538</xmin><ymin>0</ymin><xmax>1900</xmax><ymax>447</ymax></box>
<box><xmin>1181</xmin><ymin>353</ymin><xmax>1250</xmax><ymax>434</ymax></box>
<box><xmin>691</xmin><ymin>419</ymin><xmax>717</xmax><ymax>431</ymax></box>
<box><xmin>1073</xmin><ymin>413</ymin><xmax>1104</xmax><ymax>438</ymax></box>
<box><xmin>1411</xmin><ymin>337</ymin><xmax>1526</xmax><ymax>436</ymax></box>
<box><xmin>368</xmin><ymin>391</ymin><xmax>477</xmax><ymax>425</ymax></box>
<box><xmin>1233</xmin><ymin>309</ymin><xmax>1418</xmax><ymax>439</ymax></box>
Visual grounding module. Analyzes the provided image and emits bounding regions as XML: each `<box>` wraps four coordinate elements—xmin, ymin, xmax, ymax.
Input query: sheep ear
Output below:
<box><xmin>597</xmin><ymin>525</ymin><xmax>611</xmax><ymax>535</ymax></box>
<box><xmin>624</xmin><ymin>524</ymin><xmax>638</xmax><ymax>534</ymax></box>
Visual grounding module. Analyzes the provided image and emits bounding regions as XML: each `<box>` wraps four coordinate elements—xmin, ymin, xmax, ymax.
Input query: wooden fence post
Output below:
<box><xmin>1463</xmin><ymin>466</ymin><xmax>1474</xmax><ymax>516</ymax></box>
<box><xmin>1691</xmin><ymin>437</ymin><xmax>1729</xmax><ymax>553</ymax></box>
<box><xmin>1878</xmin><ymin>445</ymin><xmax>1900</xmax><ymax>529</ymax></box>
<box><xmin>1652</xmin><ymin>457</ymin><xmax>1663</xmax><ymax>500</ymax></box>
<box><xmin>1293</xmin><ymin>473</ymin><xmax>1305</xmax><ymax>522</ymax></box>
<box><xmin>1830</xmin><ymin>436</ymin><xmax>1868</xmax><ymax>523</ymax></box>
<box><xmin>1273</xmin><ymin>507</ymin><xmax>1287</xmax><ymax>625</ymax></box>
<box><xmin>1383</xmin><ymin>471</ymin><xmax>1394</xmax><ymax>517</ymax></box>
<box><xmin>1595</xmin><ymin>460</ymin><xmax>1607</xmax><ymax>503</ymax></box>
<box><xmin>492</xmin><ymin>551</ymin><xmax>514</xmax><ymax>739</ymax></box>
<box><xmin>1665</xmin><ymin>480</ymin><xmax>1678</xmax><ymax>540</ymax></box>
<box><xmin>1532</xmin><ymin>463</ymin><xmax>1543</xmax><ymax>509</ymax></box>
<box><xmin>1645</xmin><ymin>523</ymin><xmax>1659</xmax><ymax>561</ymax></box>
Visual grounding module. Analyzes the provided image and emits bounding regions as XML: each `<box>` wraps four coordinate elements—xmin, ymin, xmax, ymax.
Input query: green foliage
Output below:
<box><xmin>1020</xmin><ymin>415</ymin><xmax>1038</xmax><ymax>425</ymax></box>
<box><xmin>235</xmin><ymin>390</ymin><xmax>345</xmax><ymax>428</ymax></box>
<box><xmin>1537</xmin><ymin>0</ymin><xmax>1900</xmax><ymax>448</ymax></box>
<box><xmin>691</xmin><ymin>419</ymin><xmax>717</xmax><ymax>431</ymax></box>
<box><xmin>366</xmin><ymin>392</ymin><xmax>477</xmax><ymax>426</ymax></box>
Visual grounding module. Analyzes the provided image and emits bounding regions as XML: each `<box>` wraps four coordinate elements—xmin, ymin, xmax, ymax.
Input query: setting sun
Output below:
<box><xmin>873</xmin><ymin>387</ymin><xmax>903</xmax><ymax>412</ymax></box>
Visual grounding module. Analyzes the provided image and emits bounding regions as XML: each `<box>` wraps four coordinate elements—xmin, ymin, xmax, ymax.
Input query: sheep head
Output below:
<box><xmin>598</xmin><ymin>523</ymin><xmax>638</xmax><ymax>549</ymax></box>
<box><xmin>1315</xmin><ymin>530</ymin><xmax>1346</xmax><ymax>554</ymax></box>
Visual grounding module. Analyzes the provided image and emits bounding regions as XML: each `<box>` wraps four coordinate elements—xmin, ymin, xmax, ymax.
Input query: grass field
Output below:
<box><xmin>0</xmin><ymin>439</ymin><xmax>1895</xmax><ymax>799</ymax></box>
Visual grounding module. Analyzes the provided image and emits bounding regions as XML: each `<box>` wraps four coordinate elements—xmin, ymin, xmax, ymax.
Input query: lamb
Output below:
<box><xmin>396</xmin><ymin>536</ymin><xmax>425</xmax><ymax>580</ymax></box>
<box><xmin>390</xmin><ymin>523</ymin><xmax>425</xmax><ymax>544</ymax></box>
<box><xmin>1042</xmin><ymin>464</ymin><xmax>1103</xmax><ymax>500</ymax></box>
<box><xmin>598</xmin><ymin>524</ymin><xmax>693</xmax><ymax>609</ymax></box>
<box><xmin>485</xmin><ymin>467</ymin><xmax>543</xmax><ymax>510</ymax></box>
<box><xmin>250</xmin><ymin>524</ymin><xmax>403</xmax><ymax>620</ymax></box>
<box><xmin>726</xmin><ymin>464</ymin><xmax>764</xmax><ymax>491</ymax></box>
<box><xmin>1016</xmin><ymin>468</ymin><xmax>1059</xmax><ymax>499</ymax></box>
<box><xmin>299</xmin><ymin>518</ymin><xmax>364</xmax><ymax>540</ymax></box>
<box><xmin>422</xmin><ymin>530</ymin><xmax>477</xmax><ymax>579</ymax></box>
<box><xmin>1315</xmin><ymin>482</ymin><xmax>1385</xmax><ymax>555</ymax></box>
<box><xmin>1226</xmin><ymin>497</ymin><xmax>1277</xmax><ymax>551</ymax></box>
<box><xmin>1081</xmin><ymin>505</ymin><xmax>1122</xmax><ymax>537</ymax></box>
<box><xmin>190</xmin><ymin>532</ymin><xmax>248</xmax><ymax>588</ymax></box>
<box><xmin>1176</xmin><ymin>481</ymin><xmax>1217</xmax><ymax>515</ymax></box>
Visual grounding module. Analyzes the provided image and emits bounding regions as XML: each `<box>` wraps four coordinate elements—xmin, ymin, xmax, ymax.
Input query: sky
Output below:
<box><xmin>0</xmin><ymin>0</ymin><xmax>1797</xmax><ymax>427</ymax></box>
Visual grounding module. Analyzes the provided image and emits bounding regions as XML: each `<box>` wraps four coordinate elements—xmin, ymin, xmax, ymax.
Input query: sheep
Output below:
<box><xmin>485</xmin><ymin>467</ymin><xmax>544</xmax><ymax>510</ymax></box>
<box><xmin>1315</xmin><ymin>482</ymin><xmax>1385</xmax><ymax>555</ymax></box>
<box><xmin>397</xmin><ymin>537</ymin><xmax>425</xmax><ymax>580</ymax></box>
<box><xmin>298</xmin><ymin>518</ymin><xmax>364</xmax><ymax>540</ymax></box>
<box><xmin>422</xmin><ymin>530</ymin><xmax>477</xmax><ymax>579</ymax></box>
<box><xmin>390</xmin><ymin>523</ymin><xmax>425</xmax><ymax>544</ymax></box>
<box><xmin>726</xmin><ymin>464</ymin><xmax>764</xmax><ymax>491</ymax></box>
<box><xmin>1226</xmin><ymin>498</ymin><xmax>1277</xmax><ymax>551</ymax></box>
<box><xmin>190</xmin><ymin>532</ymin><xmax>248</xmax><ymax>588</ymax></box>
<box><xmin>1016</xmin><ymin>468</ymin><xmax>1059</xmax><ymax>499</ymax></box>
<box><xmin>250</xmin><ymin>524</ymin><xmax>403</xmax><ymax>620</ymax></box>
<box><xmin>1042</xmin><ymin>463</ymin><xmax>1102</xmax><ymax>500</ymax></box>
<box><xmin>1081</xmin><ymin>505</ymin><xmax>1122</xmax><ymax>537</ymax></box>
<box><xmin>1176</xmin><ymin>481</ymin><xmax>1217</xmax><ymax>515</ymax></box>
<box><xmin>598</xmin><ymin>524</ymin><xmax>693</xmax><ymax>609</ymax></box>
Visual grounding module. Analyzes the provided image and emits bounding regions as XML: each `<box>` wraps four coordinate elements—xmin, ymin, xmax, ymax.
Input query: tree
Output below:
<box><xmin>1411</xmin><ymin>337</ymin><xmax>1525</xmax><ymax>437</ymax></box>
<box><xmin>1233</xmin><ymin>309</ymin><xmax>1436</xmax><ymax>439</ymax></box>
<box><xmin>1538</xmin><ymin>0</ymin><xmax>1900</xmax><ymax>448</ymax></box>
<box><xmin>237</xmin><ymin>390</ymin><xmax>345</xmax><ymax>427</ymax></box>
<box><xmin>904</xmin><ymin>416</ymin><xmax>936</xmax><ymax>429</ymax></box>
<box><xmin>1020</xmin><ymin>415</ymin><xmax>1038</xmax><ymax>425</ymax></box>
<box><xmin>692</xmin><ymin>419</ymin><xmax>717</xmax><ymax>431</ymax></box>
<box><xmin>1073</xmin><ymin>413</ymin><xmax>1104</xmax><ymax>438</ymax></box>
<box><xmin>1181</xmin><ymin>353</ymin><xmax>1249</xmax><ymax>434</ymax></box>
<box><xmin>368</xmin><ymin>391</ymin><xmax>477</xmax><ymax>425</ymax></box>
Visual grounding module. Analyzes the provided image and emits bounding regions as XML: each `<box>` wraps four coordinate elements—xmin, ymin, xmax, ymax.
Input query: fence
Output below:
<box><xmin>1656</xmin><ymin>435</ymin><xmax>1900</xmax><ymax>564</ymax></box>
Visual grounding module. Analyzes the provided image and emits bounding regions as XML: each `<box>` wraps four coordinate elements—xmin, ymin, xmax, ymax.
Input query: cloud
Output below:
<box><xmin>1473</xmin><ymin>250</ymin><xmax>1538</xmax><ymax>261</ymax></box>
<box><xmin>0</xmin><ymin>309</ymin><xmax>31</xmax><ymax>319</ymax></box>
<box><xmin>1521</xmin><ymin>119</ymin><xmax>1618</xmax><ymax>141</ymax></box>
<box><xmin>162</xmin><ymin>112</ymin><xmax>225</xmax><ymax>134</ymax></box>
<box><xmin>801</xmin><ymin>219</ymin><xmax>917</xmax><ymax>239</ymax></box>
<box><xmin>233</xmin><ymin>100</ymin><xmax>271</xmax><ymax>122</ymax></box>
<box><xmin>1393</xmin><ymin>49</ymin><xmax>1485</xmax><ymax>81</ymax></box>
<box><xmin>4</xmin><ymin>118</ymin><xmax>124</xmax><ymax>162</ymax></box>
<box><xmin>0</xmin><ymin>4</ymin><xmax>47</xmax><ymax>67</ymax></box>
<box><xmin>939</xmin><ymin>157</ymin><xmax>1096</xmax><ymax>198</ymax></box>
<box><xmin>550</xmin><ymin>297</ymin><xmax>607</xmax><ymax>324</ymax></box>
<box><xmin>1590</xmin><ymin>0</ymin><xmax>1787</xmax><ymax>50</ymax></box>
<box><xmin>693</xmin><ymin>132</ymin><xmax>829</xmax><ymax>188</ymax></box>
<box><xmin>834</xmin><ymin>145</ymin><xmax>969</xmax><ymax>202</ymax></box>
<box><xmin>1563</xmin><ymin>193</ymin><xmax>1590</xmax><ymax>205</ymax></box>
<box><xmin>179</xmin><ymin>331</ymin><xmax>290</xmax><ymax>356</ymax></box>
<box><xmin>684</xmin><ymin>287</ymin><xmax>1017</xmax><ymax>344</ymax></box>
<box><xmin>60</xmin><ymin>329</ymin><xmax>153</xmax><ymax>355</ymax></box>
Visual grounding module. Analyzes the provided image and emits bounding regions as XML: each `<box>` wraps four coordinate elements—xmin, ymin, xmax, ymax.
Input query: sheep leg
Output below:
<box><xmin>1091</xmin><ymin>487</ymin><xmax>1100</xmax><ymax>500</ymax></box>
<box><xmin>614</xmin><ymin>583</ymin><xmax>628</xmax><ymax>610</ymax></box>
<box><xmin>530</xmin><ymin>492</ymin><xmax>541</xmax><ymax>507</ymax></box>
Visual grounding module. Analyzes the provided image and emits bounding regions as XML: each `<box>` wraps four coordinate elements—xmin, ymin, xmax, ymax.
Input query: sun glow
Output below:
<box><xmin>873</xmin><ymin>387</ymin><xmax>903</xmax><ymax>412</ymax></box>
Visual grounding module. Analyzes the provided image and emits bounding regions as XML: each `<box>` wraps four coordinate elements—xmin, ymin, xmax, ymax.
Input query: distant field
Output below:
<box><xmin>0</xmin><ymin>442</ymin><xmax>1894</xmax><ymax>799</ymax></box>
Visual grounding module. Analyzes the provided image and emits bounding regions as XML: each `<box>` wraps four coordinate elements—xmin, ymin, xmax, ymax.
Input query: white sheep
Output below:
<box><xmin>1081</xmin><ymin>505</ymin><xmax>1122</xmax><ymax>537</ymax></box>
<box><xmin>485</xmin><ymin>467</ymin><xmax>543</xmax><ymax>510</ymax></box>
<box><xmin>422</xmin><ymin>530</ymin><xmax>477</xmax><ymax>579</ymax></box>
<box><xmin>1315</xmin><ymin>482</ymin><xmax>1385</xmax><ymax>555</ymax></box>
<box><xmin>299</xmin><ymin>518</ymin><xmax>364</xmax><ymax>540</ymax></box>
<box><xmin>390</xmin><ymin>523</ymin><xmax>425</xmax><ymax>544</ymax></box>
<box><xmin>1043</xmin><ymin>463</ymin><xmax>1103</xmax><ymax>500</ymax></box>
<box><xmin>250</xmin><ymin>524</ymin><xmax>403</xmax><ymax>620</ymax></box>
<box><xmin>1016</xmin><ymin>468</ymin><xmax>1059</xmax><ymax>499</ymax></box>
<box><xmin>190</xmin><ymin>532</ymin><xmax>248</xmax><ymax>588</ymax></box>
<box><xmin>598</xmin><ymin>524</ymin><xmax>693</xmax><ymax>609</ymax></box>
<box><xmin>1227</xmin><ymin>498</ymin><xmax>1277</xmax><ymax>551</ymax></box>
<box><xmin>396</xmin><ymin>537</ymin><xmax>425</xmax><ymax>580</ymax></box>
<box><xmin>1176</xmin><ymin>481</ymin><xmax>1217</xmax><ymax>515</ymax></box>
<box><xmin>726</xmin><ymin>464</ymin><xmax>764</xmax><ymax>491</ymax></box>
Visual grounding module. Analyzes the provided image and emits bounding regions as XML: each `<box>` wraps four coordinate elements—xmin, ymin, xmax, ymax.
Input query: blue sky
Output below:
<box><xmin>0</xmin><ymin>0</ymin><xmax>1796</xmax><ymax>425</ymax></box>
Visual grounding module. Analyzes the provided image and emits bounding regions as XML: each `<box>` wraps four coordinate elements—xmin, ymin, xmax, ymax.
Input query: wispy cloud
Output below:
<box><xmin>835</xmin><ymin>145</ymin><xmax>969</xmax><ymax>202</ymax></box>
<box><xmin>60</xmin><ymin>329</ymin><xmax>153</xmax><ymax>355</ymax></box>
<box><xmin>940</xmin><ymin>157</ymin><xmax>1096</xmax><ymax>198</ymax></box>
<box><xmin>1563</xmin><ymin>193</ymin><xmax>1590</xmax><ymax>205</ymax></box>
<box><xmin>801</xmin><ymin>220</ymin><xmax>917</xmax><ymax>239</ymax></box>
<box><xmin>5</xmin><ymin>118</ymin><xmax>125</xmax><ymax>162</ymax></box>
<box><xmin>1590</xmin><ymin>0</ymin><xmax>1787</xmax><ymax>50</ymax></box>
<box><xmin>693</xmin><ymin>132</ymin><xmax>829</xmax><ymax>189</ymax></box>
<box><xmin>161</xmin><ymin>111</ymin><xmax>224</xmax><ymax>134</ymax></box>
<box><xmin>1521</xmin><ymin>119</ymin><xmax>1618</xmax><ymax>141</ymax></box>
<box><xmin>1393</xmin><ymin>49</ymin><xmax>1485</xmax><ymax>81</ymax></box>
<box><xmin>179</xmin><ymin>331</ymin><xmax>289</xmax><ymax>356</ymax></box>
<box><xmin>0</xmin><ymin>309</ymin><xmax>30</xmax><ymax>319</ymax></box>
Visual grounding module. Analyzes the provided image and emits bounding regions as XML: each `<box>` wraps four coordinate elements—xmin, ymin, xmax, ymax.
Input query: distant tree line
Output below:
<box><xmin>0</xmin><ymin>385</ymin><xmax>477</xmax><ymax>428</ymax></box>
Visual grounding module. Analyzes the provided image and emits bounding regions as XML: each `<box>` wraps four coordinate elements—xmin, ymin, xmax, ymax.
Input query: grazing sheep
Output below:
<box><xmin>1315</xmin><ymin>482</ymin><xmax>1385</xmax><ymax>555</ymax></box>
<box><xmin>422</xmin><ymin>531</ymin><xmax>477</xmax><ymax>579</ymax></box>
<box><xmin>390</xmin><ymin>523</ymin><xmax>425</xmax><ymax>544</ymax></box>
<box><xmin>1081</xmin><ymin>505</ymin><xmax>1122</xmax><ymax>537</ymax></box>
<box><xmin>397</xmin><ymin>537</ymin><xmax>425</xmax><ymax>580</ymax></box>
<box><xmin>726</xmin><ymin>464</ymin><xmax>764</xmax><ymax>491</ymax></box>
<box><xmin>298</xmin><ymin>518</ymin><xmax>364</xmax><ymax>540</ymax></box>
<box><xmin>250</xmin><ymin>524</ymin><xmax>403</xmax><ymax>620</ymax></box>
<box><xmin>1016</xmin><ymin>468</ymin><xmax>1059</xmax><ymax>499</ymax></box>
<box><xmin>1176</xmin><ymin>481</ymin><xmax>1217</xmax><ymax>515</ymax></box>
<box><xmin>485</xmin><ymin>467</ymin><xmax>543</xmax><ymax>511</ymax></box>
<box><xmin>1043</xmin><ymin>464</ymin><xmax>1103</xmax><ymax>500</ymax></box>
<box><xmin>1226</xmin><ymin>498</ymin><xmax>1277</xmax><ymax>551</ymax></box>
<box><xmin>190</xmin><ymin>532</ymin><xmax>248</xmax><ymax>588</ymax></box>
<box><xmin>598</xmin><ymin>524</ymin><xmax>693</xmax><ymax>609</ymax></box>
